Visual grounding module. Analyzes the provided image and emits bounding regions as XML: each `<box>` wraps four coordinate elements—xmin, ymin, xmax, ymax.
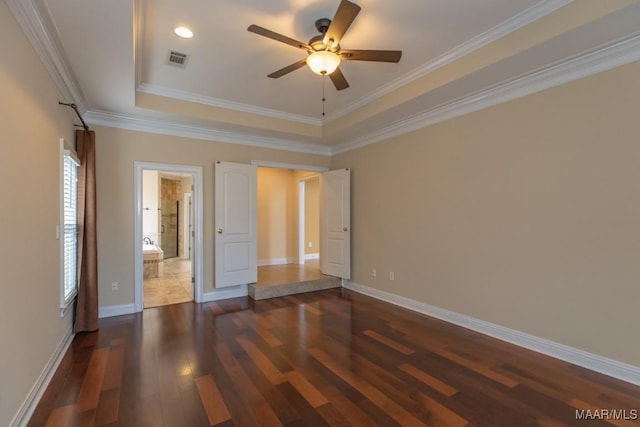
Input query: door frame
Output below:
<box><xmin>183</xmin><ymin>192</ymin><xmax>192</xmax><ymax>260</ymax></box>
<box><xmin>134</xmin><ymin>161</ymin><xmax>204</xmax><ymax>312</ymax></box>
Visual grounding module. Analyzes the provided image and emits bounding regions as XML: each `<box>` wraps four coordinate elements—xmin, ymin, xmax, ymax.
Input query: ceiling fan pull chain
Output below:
<box><xmin>322</xmin><ymin>73</ymin><xmax>326</xmax><ymax>116</ymax></box>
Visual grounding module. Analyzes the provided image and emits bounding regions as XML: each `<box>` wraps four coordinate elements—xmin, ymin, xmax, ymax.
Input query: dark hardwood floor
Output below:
<box><xmin>29</xmin><ymin>289</ymin><xmax>639</xmax><ymax>426</ymax></box>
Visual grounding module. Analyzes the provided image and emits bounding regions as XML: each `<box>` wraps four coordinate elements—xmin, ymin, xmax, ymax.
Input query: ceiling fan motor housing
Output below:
<box><xmin>315</xmin><ymin>18</ymin><xmax>332</xmax><ymax>34</ymax></box>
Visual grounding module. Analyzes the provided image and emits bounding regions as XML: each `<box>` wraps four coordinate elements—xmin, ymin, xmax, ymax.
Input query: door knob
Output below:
<box><xmin>343</xmin><ymin>226</ymin><xmax>349</xmax><ymax>232</ymax></box>
<box><xmin>217</xmin><ymin>228</ymin><xmax>223</xmax><ymax>234</ymax></box>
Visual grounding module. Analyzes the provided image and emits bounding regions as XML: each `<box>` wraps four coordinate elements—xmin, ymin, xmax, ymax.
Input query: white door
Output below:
<box><xmin>215</xmin><ymin>162</ymin><xmax>257</xmax><ymax>287</ymax></box>
<box><xmin>320</xmin><ymin>168</ymin><xmax>351</xmax><ymax>279</ymax></box>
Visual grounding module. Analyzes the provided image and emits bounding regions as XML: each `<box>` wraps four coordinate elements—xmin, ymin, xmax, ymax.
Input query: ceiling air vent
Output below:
<box><xmin>167</xmin><ymin>50</ymin><xmax>189</xmax><ymax>67</ymax></box>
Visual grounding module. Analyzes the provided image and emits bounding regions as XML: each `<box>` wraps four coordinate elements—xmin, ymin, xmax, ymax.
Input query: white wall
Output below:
<box><xmin>142</xmin><ymin>170</ymin><xmax>159</xmax><ymax>245</ymax></box>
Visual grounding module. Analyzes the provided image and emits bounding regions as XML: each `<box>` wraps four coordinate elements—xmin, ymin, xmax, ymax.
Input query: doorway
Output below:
<box><xmin>214</xmin><ymin>161</ymin><xmax>350</xmax><ymax>293</ymax></box>
<box><xmin>255</xmin><ymin>166</ymin><xmax>322</xmax><ymax>286</ymax></box>
<box><xmin>134</xmin><ymin>162</ymin><xmax>203</xmax><ymax>312</ymax></box>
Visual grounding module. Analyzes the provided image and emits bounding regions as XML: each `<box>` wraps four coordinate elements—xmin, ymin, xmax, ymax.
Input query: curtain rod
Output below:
<box><xmin>59</xmin><ymin>102</ymin><xmax>90</xmax><ymax>132</ymax></box>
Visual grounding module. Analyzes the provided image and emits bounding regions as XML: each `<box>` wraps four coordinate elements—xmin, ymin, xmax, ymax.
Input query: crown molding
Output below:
<box><xmin>331</xmin><ymin>32</ymin><xmax>640</xmax><ymax>155</ymax></box>
<box><xmin>137</xmin><ymin>84</ymin><xmax>323</xmax><ymax>126</ymax></box>
<box><xmin>84</xmin><ymin>110</ymin><xmax>331</xmax><ymax>156</ymax></box>
<box><xmin>323</xmin><ymin>0</ymin><xmax>574</xmax><ymax>123</ymax></box>
<box><xmin>6</xmin><ymin>0</ymin><xmax>88</xmax><ymax>111</ymax></box>
<box><xmin>136</xmin><ymin>1</ymin><xmax>571</xmax><ymax>127</ymax></box>
<box><xmin>13</xmin><ymin>0</ymin><xmax>638</xmax><ymax>159</ymax></box>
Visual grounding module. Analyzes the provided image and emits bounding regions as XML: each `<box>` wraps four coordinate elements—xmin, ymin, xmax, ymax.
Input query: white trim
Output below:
<box><xmin>251</xmin><ymin>160</ymin><xmax>329</xmax><ymax>172</ymax></box>
<box><xmin>9</xmin><ymin>326</ymin><xmax>74</xmax><ymax>427</ymax></box>
<box><xmin>99</xmin><ymin>304</ymin><xmax>136</xmax><ymax>319</ymax></box>
<box><xmin>84</xmin><ymin>110</ymin><xmax>331</xmax><ymax>156</ymax></box>
<box><xmin>6</xmin><ymin>0</ymin><xmax>87</xmax><ymax>111</ymax></box>
<box><xmin>323</xmin><ymin>0</ymin><xmax>574</xmax><ymax>123</ymax></box>
<box><xmin>134</xmin><ymin>162</ymin><xmax>204</xmax><ymax>312</ymax></box>
<box><xmin>258</xmin><ymin>258</ymin><xmax>290</xmax><ymax>267</ymax></box>
<box><xmin>201</xmin><ymin>285</ymin><xmax>249</xmax><ymax>302</ymax></box>
<box><xmin>137</xmin><ymin>84</ymin><xmax>322</xmax><ymax>126</ymax></box>
<box><xmin>10</xmin><ymin>0</ymin><xmax>569</xmax><ymax>131</ymax></box>
<box><xmin>331</xmin><ymin>32</ymin><xmax>640</xmax><ymax>155</ymax></box>
<box><xmin>16</xmin><ymin>0</ymin><xmax>640</xmax><ymax>158</ymax></box>
<box><xmin>304</xmin><ymin>253</ymin><xmax>319</xmax><ymax>260</ymax></box>
<box><xmin>343</xmin><ymin>281</ymin><xmax>640</xmax><ymax>386</ymax></box>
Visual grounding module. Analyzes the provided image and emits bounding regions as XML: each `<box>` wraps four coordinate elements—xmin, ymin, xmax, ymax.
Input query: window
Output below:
<box><xmin>61</xmin><ymin>147</ymin><xmax>80</xmax><ymax>312</ymax></box>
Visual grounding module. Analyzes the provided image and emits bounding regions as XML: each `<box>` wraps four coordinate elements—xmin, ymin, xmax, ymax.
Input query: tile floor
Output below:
<box><xmin>143</xmin><ymin>257</ymin><xmax>193</xmax><ymax>308</ymax></box>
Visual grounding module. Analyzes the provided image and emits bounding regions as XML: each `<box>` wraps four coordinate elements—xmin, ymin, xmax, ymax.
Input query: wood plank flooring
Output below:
<box><xmin>256</xmin><ymin>260</ymin><xmax>326</xmax><ymax>287</ymax></box>
<box><xmin>29</xmin><ymin>289</ymin><xmax>640</xmax><ymax>426</ymax></box>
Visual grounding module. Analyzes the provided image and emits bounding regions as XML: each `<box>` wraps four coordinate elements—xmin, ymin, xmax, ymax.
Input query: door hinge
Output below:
<box><xmin>191</xmin><ymin>276</ymin><xmax>195</xmax><ymax>284</ymax></box>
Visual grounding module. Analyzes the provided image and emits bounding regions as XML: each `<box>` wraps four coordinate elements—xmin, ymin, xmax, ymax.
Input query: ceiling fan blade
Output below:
<box><xmin>248</xmin><ymin>24</ymin><xmax>312</xmax><ymax>51</ymax></box>
<box><xmin>324</xmin><ymin>0</ymin><xmax>361</xmax><ymax>47</ymax></box>
<box><xmin>340</xmin><ymin>49</ymin><xmax>402</xmax><ymax>62</ymax></box>
<box><xmin>268</xmin><ymin>59</ymin><xmax>308</xmax><ymax>79</ymax></box>
<box><xmin>329</xmin><ymin>67</ymin><xmax>350</xmax><ymax>90</ymax></box>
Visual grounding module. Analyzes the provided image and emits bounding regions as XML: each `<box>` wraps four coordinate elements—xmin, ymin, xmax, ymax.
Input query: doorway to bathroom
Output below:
<box><xmin>134</xmin><ymin>162</ymin><xmax>203</xmax><ymax>312</ymax></box>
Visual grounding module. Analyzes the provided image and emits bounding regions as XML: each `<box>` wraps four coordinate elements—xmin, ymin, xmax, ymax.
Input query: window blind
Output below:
<box><xmin>62</xmin><ymin>152</ymin><xmax>79</xmax><ymax>305</ymax></box>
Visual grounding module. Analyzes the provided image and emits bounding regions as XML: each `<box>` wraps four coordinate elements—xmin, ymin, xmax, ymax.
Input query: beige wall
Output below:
<box><xmin>95</xmin><ymin>126</ymin><xmax>330</xmax><ymax>307</ymax></box>
<box><xmin>256</xmin><ymin>168</ymin><xmax>320</xmax><ymax>263</ymax></box>
<box><xmin>0</xmin><ymin>3</ymin><xmax>76</xmax><ymax>425</ymax></box>
<box><xmin>257</xmin><ymin>167</ymin><xmax>296</xmax><ymax>263</ymax></box>
<box><xmin>332</xmin><ymin>61</ymin><xmax>640</xmax><ymax>367</ymax></box>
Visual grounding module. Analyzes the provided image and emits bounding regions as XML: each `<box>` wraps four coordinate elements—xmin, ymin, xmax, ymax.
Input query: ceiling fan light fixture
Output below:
<box><xmin>307</xmin><ymin>51</ymin><xmax>341</xmax><ymax>75</ymax></box>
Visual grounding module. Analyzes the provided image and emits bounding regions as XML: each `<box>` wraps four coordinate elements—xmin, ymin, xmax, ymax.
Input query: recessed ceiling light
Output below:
<box><xmin>174</xmin><ymin>27</ymin><xmax>194</xmax><ymax>39</ymax></box>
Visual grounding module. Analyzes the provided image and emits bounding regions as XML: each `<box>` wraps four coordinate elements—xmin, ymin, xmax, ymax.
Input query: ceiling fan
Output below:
<box><xmin>247</xmin><ymin>0</ymin><xmax>402</xmax><ymax>91</ymax></box>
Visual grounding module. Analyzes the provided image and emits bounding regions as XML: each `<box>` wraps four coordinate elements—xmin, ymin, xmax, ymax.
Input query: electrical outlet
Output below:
<box><xmin>308</xmin><ymin>241</ymin><xmax>313</xmax><ymax>248</ymax></box>
<box><xmin>371</xmin><ymin>269</ymin><xmax>377</xmax><ymax>277</ymax></box>
<box><xmin>389</xmin><ymin>272</ymin><xmax>395</xmax><ymax>281</ymax></box>
<box><xmin>111</xmin><ymin>281</ymin><xmax>119</xmax><ymax>291</ymax></box>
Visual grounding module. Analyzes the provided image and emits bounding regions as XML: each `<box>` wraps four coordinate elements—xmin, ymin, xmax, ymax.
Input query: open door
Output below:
<box><xmin>320</xmin><ymin>168</ymin><xmax>351</xmax><ymax>279</ymax></box>
<box><xmin>215</xmin><ymin>161</ymin><xmax>257</xmax><ymax>288</ymax></box>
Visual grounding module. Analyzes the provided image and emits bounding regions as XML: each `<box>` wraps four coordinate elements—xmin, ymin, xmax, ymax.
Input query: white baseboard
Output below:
<box><xmin>201</xmin><ymin>284</ymin><xmax>248</xmax><ymax>302</ymax></box>
<box><xmin>304</xmin><ymin>253</ymin><xmax>319</xmax><ymax>260</ymax></box>
<box><xmin>10</xmin><ymin>326</ymin><xmax>74</xmax><ymax>427</ymax></box>
<box><xmin>99</xmin><ymin>304</ymin><xmax>135</xmax><ymax>318</ymax></box>
<box><xmin>343</xmin><ymin>281</ymin><xmax>640</xmax><ymax>386</ymax></box>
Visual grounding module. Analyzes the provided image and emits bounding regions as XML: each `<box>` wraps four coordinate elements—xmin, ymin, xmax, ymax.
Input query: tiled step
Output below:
<box><xmin>249</xmin><ymin>276</ymin><xmax>342</xmax><ymax>300</ymax></box>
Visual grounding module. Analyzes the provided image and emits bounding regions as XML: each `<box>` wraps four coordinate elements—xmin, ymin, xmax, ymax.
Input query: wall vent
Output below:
<box><xmin>167</xmin><ymin>50</ymin><xmax>189</xmax><ymax>67</ymax></box>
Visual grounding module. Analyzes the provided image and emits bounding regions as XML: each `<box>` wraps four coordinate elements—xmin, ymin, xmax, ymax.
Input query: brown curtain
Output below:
<box><xmin>74</xmin><ymin>129</ymin><xmax>99</xmax><ymax>333</ymax></box>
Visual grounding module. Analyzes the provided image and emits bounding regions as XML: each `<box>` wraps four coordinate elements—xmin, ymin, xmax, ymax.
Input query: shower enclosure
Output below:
<box><xmin>160</xmin><ymin>178</ymin><xmax>180</xmax><ymax>259</ymax></box>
